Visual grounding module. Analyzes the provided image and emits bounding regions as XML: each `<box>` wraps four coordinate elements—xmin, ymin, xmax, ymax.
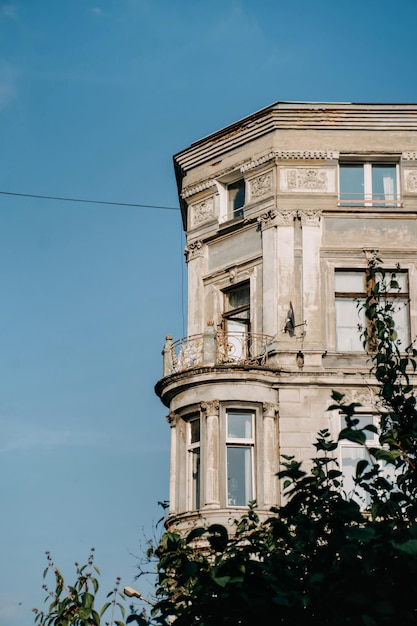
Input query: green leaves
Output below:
<box><xmin>34</xmin><ymin>553</ymin><xmax>129</xmax><ymax>626</ymax></box>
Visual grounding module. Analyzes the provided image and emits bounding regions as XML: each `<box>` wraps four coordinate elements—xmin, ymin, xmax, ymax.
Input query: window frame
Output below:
<box><xmin>225</xmin><ymin>409</ymin><xmax>255</xmax><ymax>507</ymax></box>
<box><xmin>334</xmin><ymin>268</ymin><xmax>409</xmax><ymax>352</ymax></box>
<box><xmin>186</xmin><ymin>414</ymin><xmax>201</xmax><ymax>510</ymax></box>
<box><xmin>227</xmin><ymin>178</ymin><xmax>246</xmax><ymax>218</ymax></box>
<box><xmin>339</xmin><ymin>161</ymin><xmax>400</xmax><ymax>207</ymax></box>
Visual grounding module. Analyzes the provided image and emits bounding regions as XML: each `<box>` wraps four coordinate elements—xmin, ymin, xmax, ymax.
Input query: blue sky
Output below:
<box><xmin>1</xmin><ymin>0</ymin><xmax>417</xmax><ymax>623</ymax></box>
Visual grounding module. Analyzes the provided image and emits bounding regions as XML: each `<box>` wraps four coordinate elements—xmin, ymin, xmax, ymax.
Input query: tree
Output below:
<box><xmin>137</xmin><ymin>257</ymin><xmax>417</xmax><ymax>625</ymax></box>
<box><xmin>32</xmin><ymin>548</ymin><xmax>143</xmax><ymax>626</ymax></box>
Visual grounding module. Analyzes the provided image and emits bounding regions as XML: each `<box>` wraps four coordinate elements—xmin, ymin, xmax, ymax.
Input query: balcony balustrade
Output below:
<box><xmin>162</xmin><ymin>326</ymin><xmax>276</xmax><ymax>376</ymax></box>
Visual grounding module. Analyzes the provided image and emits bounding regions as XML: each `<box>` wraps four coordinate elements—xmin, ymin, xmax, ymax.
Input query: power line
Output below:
<box><xmin>0</xmin><ymin>190</ymin><xmax>180</xmax><ymax>211</ymax></box>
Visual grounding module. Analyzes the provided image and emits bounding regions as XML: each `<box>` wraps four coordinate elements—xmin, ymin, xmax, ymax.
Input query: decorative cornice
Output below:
<box><xmin>200</xmin><ymin>400</ymin><xmax>220</xmax><ymax>415</ymax></box>
<box><xmin>182</xmin><ymin>179</ymin><xmax>216</xmax><ymax>199</ymax></box>
<box><xmin>276</xmin><ymin>150</ymin><xmax>338</xmax><ymax>160</ymax></box>
<box><xmin>402</xmin><ymin>151</ymin><xmax>417</xmax><ymax>160</ymax></box>
<box><xmin>241</xmin><ymin>152</ymin><xmax>276</xmax><ymax>172</ymax></box>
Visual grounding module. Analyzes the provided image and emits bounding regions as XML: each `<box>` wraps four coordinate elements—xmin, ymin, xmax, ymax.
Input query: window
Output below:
<box><xmin>227</xmin><ymin>179</ymin><xmax>245</xmax><ymax>218</ymax></box>
<box><xmin>335</xmin><ymin>270</ymin><xmax>409</xmax><ymax>351</ymax></box>
<box><xmin>339</xmin><ymin>414</ymin><xmax>377</xmax><ymax>507</ymax></box>
<box><xmin>222</xmin><ymin>283</ymin><xmax>251</xmax><ymax>362</ymax></box>
<box><xmin>187</xmin><ymin>416</ymin><xmax>201</xmax><ymax>509</ymax></box>
<box><xmin>226</xmin><ymin>410</ymin><xmax>254</xmax><ymax>506</ymax></box>
<box><xmin>339</xmin><ymin>162</ymin><xmax>399</xmax><ymax>206</ymax></box>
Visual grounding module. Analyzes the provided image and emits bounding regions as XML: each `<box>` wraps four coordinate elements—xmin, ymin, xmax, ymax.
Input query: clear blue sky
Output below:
<box><xmin>1</xmin><ymin>0</ymin><xmax>416</xmax><ymax>623</ymax></box>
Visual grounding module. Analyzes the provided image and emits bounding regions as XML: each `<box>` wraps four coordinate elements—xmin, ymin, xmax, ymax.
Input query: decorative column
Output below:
<box><xmin>184</xmin><ymin>240</ymin><xmax>207</xmax><ymax>336</ymax></box>
<box><xmin>262</xmin><ymin>402</ymin><xmax>279</xmax><ymax>507</ymax></box>
<box><xmin>299</xmin><ymin>210</ymin><xmax>323</xmax><ymax>353</ymax></box>
<box><xmin>258</xmin><ymin>210</ymin><xmax>278</xmax><ymax>337</ymax></box>
<box><xmin>166</xmin><ymin>411</ymin><xmax>179</xmax><ymax>515</ymax></box>
<box><xmin>276</xmin><ymin>211</ymin><xmax>297</xmax><ymax>343</ymax></box>
<box><xmin>200</xmin><ymin>400</ymin><xmax>220</xmax><ymax>509</ymax></box>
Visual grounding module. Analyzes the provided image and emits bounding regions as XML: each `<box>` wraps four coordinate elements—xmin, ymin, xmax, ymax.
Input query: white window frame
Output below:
<box><xmin>225</xmin><ymin>409</ymin><xmax>255</xmax><ymax>507</ymax></box>
<box><xmin>339</xmin><ymin>161</ymin><xmax>400</xmax><ymax>207</ymax></box>
<box><xmin>216</xmin><ymin>173</ymin><xmax>246</xmax><ymax>223</ymax></box>
<box><xmin>339</xmin><ymin>413</ymin><xmax>397</xmax><ymax>509</ymax></box>
<box><xmin>186</xmin><ymin>415</ymin><xmax>201</xmax><ymax>510</ymax></box>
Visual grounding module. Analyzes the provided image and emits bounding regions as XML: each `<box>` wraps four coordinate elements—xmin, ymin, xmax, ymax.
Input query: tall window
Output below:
<box><xmin>226</xmin><ymin>410</ymin><xmax>254</xmax><ymax>506</ymax></box>
<box><xmin>339</xmin><ymin>163</ymin><xmax>399</xmax><ymax>206</ymax></box>
<box><xmin>227</xmin><ymin>179</ymin><xmax>245</xmax><ymax>218</ymax></box>
<box><xmin>335</xmin><ymin>270</ymin><xmax>409</xmax><ymax>351</ymax></box>
<box><xmin>187</xmin><ymin>416</ymin><xmax>201</xmax><ymax>509</ymax></box>
<box><xmin>339</xmin><ymin>414</ymin><xmax>377</xmax><ymax>507</ymax></box>
<box><xmin>222</xmin><ymin>283</ymin><xmax>251</xmax><ymax>362</ymax></box>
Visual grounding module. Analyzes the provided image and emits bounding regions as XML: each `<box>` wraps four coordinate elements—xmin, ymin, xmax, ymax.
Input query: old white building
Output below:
<box><xmin>155</xmin><ymin>102</ymin><xmax>417</xmax><ymax>532</ymax></box>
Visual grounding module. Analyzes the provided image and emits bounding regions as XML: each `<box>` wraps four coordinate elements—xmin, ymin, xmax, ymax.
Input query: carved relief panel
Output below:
<box><xmin>279</xmin><ymin>167</ymin><xmax>336</xmax><ymax>193</ymax></box>
<box><xmin>190</xmin><ymin>197</ymin><xmax>215</xmax><ymax>228</ymax></box>
<box><xmin>403</xmin><ymin>169</ymin><xmax>417</xmax><ymax>194</ymax></box>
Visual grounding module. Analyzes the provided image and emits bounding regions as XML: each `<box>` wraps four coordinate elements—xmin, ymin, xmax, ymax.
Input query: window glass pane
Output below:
<box><xmin>227</xmin><ymin>446</ymin><xmax>253</xmax><ymax>506</ymax></box>
<box><xmin>190</xmin><ymin>448</ymin><xmax>200</xmax><ymax>509</ymax></box>
<box><xmin>392</xmin><ymin>301</ymin><xmax>409</xmax><ymax>347</ymax></box>
<box><xmin>340</xmin><ymin>164</ymin><xmax>364</xmax><ymax>203</ymax></box>
<box><xmin>372</xmin><ymin>165</ymin><xmax>396</xmax><ymax>203</ymax></box>
<box><xmin>335</xmin><ymin>299</ymin><xmax>365</xmax><ymax>351</ymax></box>
<box><xmin>335</xmin><ymin>271</ymin><xmax>365</xmax><ymax>293</ymax></box>
<box><xmin>227</xmin><ymin>411</ymin><xmax>253</xmax><ymax>439</ymax></box>
<box><xmin>227</xmin><ymin>284</ymin><xmax>250</xmax><ymax>310</ymax></box>
<box><xmin>341</xmin><ymin>446</ymin><xmax>370</xmax><ymax>506</ymax></box>
<box><xmin>190</xmin><ymin>418</ymin><xmax>200</xmax><ymax>444</ymax></box>
<box><xmin>228</xmin><ymin>180</ymin><xmax>245</xmax><ymax>217</ymax></box>
<box><xmin>387</xmin><ymin>272</ymin><xmax>407</xmax><ymax>292</ymax></box>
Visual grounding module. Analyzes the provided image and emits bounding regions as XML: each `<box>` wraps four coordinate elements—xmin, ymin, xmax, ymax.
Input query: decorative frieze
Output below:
<box><xmin>248</xmin><ymin>171</ymin><xmax>273</xmax><ymax>200</ymax></box>
<box><xmin>184</xmin><ymin>240</ymin><xmax>205</xmax><ymax>262</ymax></box>
<box><xmin>191</xmin><ymin>197</ymin><xmax>215</xmax><ymax>227</ymax></box>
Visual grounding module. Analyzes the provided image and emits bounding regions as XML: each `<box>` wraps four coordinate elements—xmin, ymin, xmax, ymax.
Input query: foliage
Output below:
<box><xmin>33</xmin><ymin>548</ymin><xmax>131</xmax><ymax>626</ymax></box>
<box><xmin>137</xmin><ymin>257</ymin><xmax>417</xmax><ymax>625</ymax></box>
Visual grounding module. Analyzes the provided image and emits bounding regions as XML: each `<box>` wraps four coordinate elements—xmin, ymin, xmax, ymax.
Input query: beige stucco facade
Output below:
<box><xmin>156</xmin><ymin>102</ymin><xmax>417</xmax><ymax>532</ymax></box>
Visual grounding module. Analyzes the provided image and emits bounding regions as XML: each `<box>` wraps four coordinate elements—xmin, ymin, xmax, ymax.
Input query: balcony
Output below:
<box><xmin>162</xmin><ymin>326</ymin><xmax>276</xmax><ymax>376</ymax></box>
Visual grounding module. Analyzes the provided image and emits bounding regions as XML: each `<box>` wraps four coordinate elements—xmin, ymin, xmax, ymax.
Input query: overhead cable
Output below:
<box><xmin>0</xmin><ymin>190</ymin><xmax>180</xmax><ymax>211</ymax></box>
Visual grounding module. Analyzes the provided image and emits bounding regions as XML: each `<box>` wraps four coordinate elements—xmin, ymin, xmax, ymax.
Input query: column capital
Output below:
<box><xmin>166</xmin><ymin>411</ymin><xmax>179</xmax><ymax>427</ymax></box>
<box><xmin>184</xmin><ymin>240</ymin><xmax>205</xmax><ymax>262</ymax></box>
<box><xmin>263</xmin><ymin>402</ymin><xmax>279</xmax><ymax>418</ymax></box>
<box><xmin>200</xmin><ymin>400</ymin><xmax>220</xmax><ymax>416</ymax></box>
<box><xmin>298</xmin><ymin>209</ymin><xmax>322</xmax><ymax>226</ymax></box>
